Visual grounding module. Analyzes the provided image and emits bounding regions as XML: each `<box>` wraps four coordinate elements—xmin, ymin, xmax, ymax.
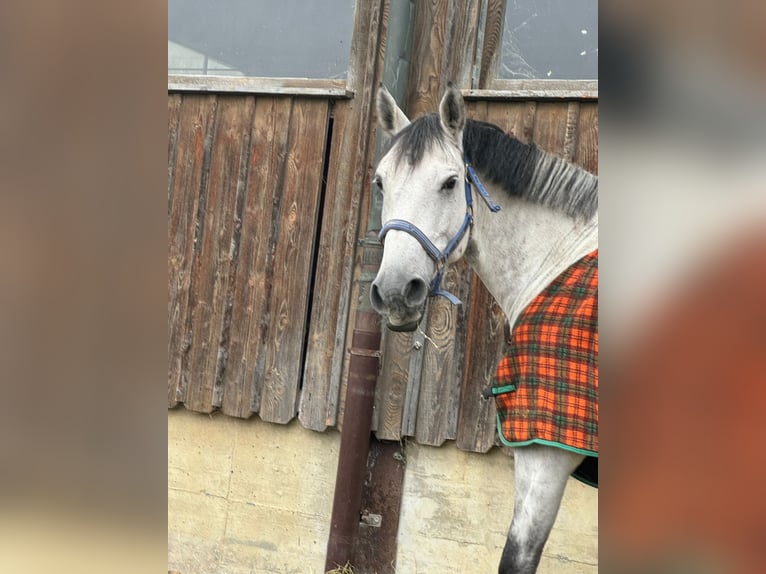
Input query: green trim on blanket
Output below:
<box><xmin>489</xmin><ymin>384</ymin><xmax>516</xmax><ymax>395</ymax></box>
<box><xmin>495</xmin><ymin>414</ymin><xmax>599</xmax><ymax>458</ymax></box>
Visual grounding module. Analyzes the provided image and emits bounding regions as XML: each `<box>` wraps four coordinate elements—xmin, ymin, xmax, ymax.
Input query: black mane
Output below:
<box><xmin>384</xmin><ymin>114</ymin><xmax>598</xmax><ymax>220</ymax></box>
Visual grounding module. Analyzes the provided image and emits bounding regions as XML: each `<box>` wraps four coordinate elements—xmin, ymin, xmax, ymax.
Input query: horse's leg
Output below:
<box><xmin>498</xmin><ymin>444</ymin><xmax>584</xmax><ymax>574</ymax></box>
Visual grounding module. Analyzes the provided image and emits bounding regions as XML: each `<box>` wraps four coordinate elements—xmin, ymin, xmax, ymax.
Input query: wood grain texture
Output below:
<box><xmin>310</xmin><ymin>1</ymin><xmax>386</xmax><ymax>428</ymax></box>
<box><xmin>464</xmin><ymin>83</ymin><xmax>598</xmax><ymax>100</ymax></box>
<box><xmin>258</xmin><ymin>99</ymin><xmax>330</xmax><ymax>424</ymax></box>
<box><xmin>575</xmin><ymin>102</ymin><xmax>598</xmax><ymax>174</ymax></box>
<box><xmin>406</xmin><ymin>0</ymin><xmax>482</xmax><ymax>115</ymax></box>
<box><xmin>298</xmin><ymin>103</ymin><xmax>349</xmax><ymax>430</ymax></box>
<box><xmin>446</xmin><ymin>0</ymin><xmax>483</xmax><ymax>89</ymax></box>
<box><xmin>375</xmin><ymin>329</ymin><xmax>415</xmax><ymax>440</ymax></box>
<box><xmin>406</xmin><ymin>0</ymin><xmax>450</xmax><ymax>115</ymax></box>
<box><xmin>167</xmin><ymin>94</ymin><xmax>182</xmax><ymax>407</ymax></box>
<box><xmin>167</xmin><ymin>94</ymin><xmax>182</xmax><ymax>206</ymax></box>
<box><xmin>563</xmin><ymin>102</ymin><xmax>581</xmax><ymax>162</ymax></box>
<box><xmin>168</xmin><ymin>95</ymin><xmax>217</xmax><ymax>407</ymax></box>
<box><xmin>531</xmin><ymin>102</ymin><xmax>568</xmax><ymax>155</ymax></box>
<box><xmin>221</xmin><ymin>97</ymin><xmax>290</xmax><ymax>417</ymax></box>
<box><xmin>301</xmin><ymin>0</ymin><xmax>386</xmax><ymax>432</ymax></box>
<box><xmin>168</xmin><ymin>75</ymin><xmax>351</xmax><ymax>97</ymax></box>
<box><xmin>398</xmin><ymin>304</ymin><xmax>429</xmax><ymax>438</ymax></box>
<box><xmin>479</xmin><ymin>0</ymin><xmax>505</xmax><ymax>88</ymax></box>
<box><xmin>414</xmin><ymin>260</ymin><xmax>471</xmax><ymax>446</ymax></box>
<box><xmin>185</xmin><ymin>96</ymin><xmax>254</xmax><ymax>412</ymax></box>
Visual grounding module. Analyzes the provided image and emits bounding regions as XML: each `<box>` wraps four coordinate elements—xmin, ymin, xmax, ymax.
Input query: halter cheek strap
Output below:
<box><xmin>377</xmin><ymin>159</ymin><xmax>501</xmax><ymax>305</ymax></box>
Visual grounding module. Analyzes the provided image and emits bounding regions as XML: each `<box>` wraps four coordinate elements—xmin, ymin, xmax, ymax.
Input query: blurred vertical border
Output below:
<box><xmin>599</xmin><ymin>0</ymin><xmax>766</xmax><ymax>572</ymax></box>
<box><xmin>0</xmin><ymin>1</ymin><xmax>168</xmax><ymax>572</ymax></box>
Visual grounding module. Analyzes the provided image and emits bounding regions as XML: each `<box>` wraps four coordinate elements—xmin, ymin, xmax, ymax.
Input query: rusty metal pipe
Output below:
<box><xmin>325</xmin><ymin>2</ymin><xmax>414</xmax><ymax>567</ymax></box>
<box><xmin>324</xmin><ymin>312</ymin><xmax>381</xmax><ymax>571</ymax></box>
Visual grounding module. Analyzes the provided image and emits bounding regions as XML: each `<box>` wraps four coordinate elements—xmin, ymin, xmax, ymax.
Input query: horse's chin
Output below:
<box><xmin>386</xmin><ymin>319</ymin><xmax>420</xmax><ymax>332</ymax></box>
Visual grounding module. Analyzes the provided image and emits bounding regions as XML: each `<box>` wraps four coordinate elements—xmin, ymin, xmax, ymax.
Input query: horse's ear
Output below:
<box><xmin>376</xmin><ymin>86</ymin><xmax>410</xmax><ymax>137</ymax></box>
<box><xmin>438</xmin><ymin>83</ymin><xmax>465</xmax><ymax>143</ymax></box>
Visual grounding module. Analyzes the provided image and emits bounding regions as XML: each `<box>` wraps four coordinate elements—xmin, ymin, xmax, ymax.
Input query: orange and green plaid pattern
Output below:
<box><xmin>493</xmin><ymin>250</ymin><xmax>598</xmax><ymax>456</ymax></box>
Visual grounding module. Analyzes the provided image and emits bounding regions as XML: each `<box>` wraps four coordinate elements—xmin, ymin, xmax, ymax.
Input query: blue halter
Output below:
<box><xmin>378</xmin><ymin>159</ymin><xmax>501</xmax><ymax>305</ymax></box>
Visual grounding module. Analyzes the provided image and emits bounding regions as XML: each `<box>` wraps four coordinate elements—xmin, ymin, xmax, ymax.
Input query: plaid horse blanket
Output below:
<box><xmin>489</xmin><ymin>250</ymin><xmax>598</xmax><ymax>485</ymax></box>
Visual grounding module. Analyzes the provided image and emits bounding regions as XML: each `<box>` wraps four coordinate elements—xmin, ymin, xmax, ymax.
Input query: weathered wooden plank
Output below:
<box><xmin>456</xmin><ymin>273</ymin><xmax>506</xmax><ymax>452</ymax></box>
<box><xmin>168</xmin><ymin>75</ymin><xmax>352</xmax><ymax>98</ymax></box>
<box><xmin>482</xmin><ymin>101</ymin><xmax>530</xmax><ymax>143</ymax></box>
<box><xmin>185</xmin><ymin>96</ymin><xmax>254</xmax><ymax>412</ymax></box>
<box><xmin>575</xmin><ymin>102</ymin><xmax>599</xmax><ymax>174</ymax></box>
<box><xmin>406</xmin><ymin>0</ymin><xmax>482</xmax><ymax>115</ymax></box>
<box><xmin>414</xmin><ymin>260</ymin><xmax>471</xmax><ymax>446</ymax></box>
<box><xmin>330</xmin><ymin>0</ymin><xmax>391</xmax><ymax>432</ymax></box>
<box><xmin>465</xmin><ymin>99</ymin><xmax>488</xmax><ymax>127</ymax></box>
<box><xmin>298</xmin><ymin>104</ymin><xmax>354</xmax><ymax>431</ymax></box>
<box><xmin>478</xmin><ymin>0</ymin><xmax>505</xmax><ymax>88</ymax></box>
<box><xmin>463</xmin><ymin>84</ymin><xmax>599</xmax><ymax>100</ymax></box>
<box><xmin>532</xmin><ymin>101</ymin><xmax>569</xmax><ymax>155</ymax></box>
<box><xmin>167</xmin><ymin>94</ymin><xmax>182</xmax><ymax>205</ymax></box>
<box><xmin>520</xmin><ymin>101</ymin><xmax>537</xmax><ymax>143</ymax></box>
<box><xmin>214</xmin><ymin>96</ymin><xmax>256</xmax><ymax>409</ymax></box>
<box><xmin>221</xmin><ymin>97</ymin><xmax>291</xmax><ymax>418</ymax></box>
<box><xmin>166</xmin><ymin>93</ymin><xmax>182</xmax><ymax>408</ymax></box>
<box><xmin>399</xmin><ymin>304</ymin><xmax>429</xmax><ymax>438</ymax></box>
<box><xmin>374</xmin><ymin>329</ymin><xmax>414</xmax><ymax>440</ymax></box>
<box><xmin>406</xmin><ymin>0</ymin><xmax>451</xmax><ymax>115</ymax></box>
<box><xmin>562</xmin><ymin>102</ymin><xmax>581</xmax><ymax>162</ymax></box>
<box><xmin>259</xmin><ymin>99</ymin><xmax>330</xmax><ymax>424</ymax></box>
<box><xmin>447</xmin><ymin>0</ymin><xmax>483</xmax><ymax>89</ymax></box>
<box><xmin>168</xmin><ymin>95</ymin><xmax>218</xmax><ymax>407</ymax></box>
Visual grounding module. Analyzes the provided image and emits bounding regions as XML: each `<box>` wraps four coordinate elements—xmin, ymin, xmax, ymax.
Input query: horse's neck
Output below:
<box><xmin>465</xmin><ymin>179</ymin><xmax>598</xmax><ymax>328</ymax></box>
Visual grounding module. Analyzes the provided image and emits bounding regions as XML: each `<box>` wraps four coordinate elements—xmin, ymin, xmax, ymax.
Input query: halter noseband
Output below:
<box><xmin>377</xmin><ymin>159</ymin><xmax>501</xmax><ymax>305</ymax></box>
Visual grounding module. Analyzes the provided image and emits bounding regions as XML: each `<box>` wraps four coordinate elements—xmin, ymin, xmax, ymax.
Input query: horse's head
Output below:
<box><xmin>370</xmin><ymin>84</ymin><xmax>470</xmax><ymax>331</ymax></box>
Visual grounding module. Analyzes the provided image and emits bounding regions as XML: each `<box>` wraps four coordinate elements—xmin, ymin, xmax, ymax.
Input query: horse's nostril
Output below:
<box><xmin>370</xmin><ymin>282</ymin><xmax>385</xmax><ymax>312</ymax></box>
<box><xmin>404</xmin><ymin>277</ymin><xmax>428</xmax><ymax>306</ymax></box>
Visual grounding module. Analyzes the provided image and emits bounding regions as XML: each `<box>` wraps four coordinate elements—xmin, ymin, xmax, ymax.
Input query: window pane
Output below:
<box><xmin>498</xmin><ymin>0</ymin><xmax>597</xmax><ymax>80</ymax></box>
<box><xmin>168</xmin><ymin>0</ymin><xmax>356</xmax><ymax>78</ymax></box>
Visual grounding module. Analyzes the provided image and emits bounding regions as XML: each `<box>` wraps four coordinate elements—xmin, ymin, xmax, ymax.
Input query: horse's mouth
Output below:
<box><xmin>386</xmin><ymin>320</ymin><xmax>419</xmax><ymax>332</ymax></box>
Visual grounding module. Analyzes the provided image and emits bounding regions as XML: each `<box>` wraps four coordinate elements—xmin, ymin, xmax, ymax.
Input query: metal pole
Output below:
<box><xmin>324</xmin><ymin>312</ymin><xmax>381</xmax><ymax>570</ymax></box>
<box><xmin>325</xmin><ymin>1</ymin><xmax>415</xmax><ymax>569</ymax></box>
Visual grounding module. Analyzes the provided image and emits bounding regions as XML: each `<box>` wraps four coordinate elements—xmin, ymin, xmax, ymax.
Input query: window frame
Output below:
<box><xmin>167</xmin><ymin>1</ymin><xmax>359</xmax><ymax>98</ymax></box>
<box><xmin>468</xmin><ymin>0</ymin><xmax>597</xmax><ymax>101</ymax></box>
<box><xmin>167</xmin><ymin>75</ymin><xmax>353</xmax><ymax>97</ymax></box>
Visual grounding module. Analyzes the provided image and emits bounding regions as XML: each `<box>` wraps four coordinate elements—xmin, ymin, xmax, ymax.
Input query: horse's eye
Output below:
<box><xmin>374</xmin><ymin>176</ymin><xmax>384</xmax><ymax>192</ymax></box>
<box><xmin>442</xmin><ymin>176</ymin><xmax>458</xmax><ymax>191</ymax></box>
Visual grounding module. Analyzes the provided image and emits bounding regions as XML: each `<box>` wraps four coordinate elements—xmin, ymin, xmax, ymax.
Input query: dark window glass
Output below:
<box><xmin>499</xmin><ymin>0</ymin><xmax>598</xmax><ymax>80</ymax></box>
<box><xmin>168</xmin><ymin>0</ymin><xmax>356</xmax><ymax>78</ymax></box>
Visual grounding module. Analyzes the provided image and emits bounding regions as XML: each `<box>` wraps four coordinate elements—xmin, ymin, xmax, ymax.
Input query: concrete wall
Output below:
<box><xmin>168</xmin><ymin>409</ymin><xmax>597</xmax><ymax>573</ymax></box>
<box><xmin>168</xmin><ymin>410</ymin><xmax>339</xmax><ymax>574</ymax></box>
<box><xmin>397</xmin><ymin>443</ymin><xmax>598</xmax><ymax>573</ymax></box>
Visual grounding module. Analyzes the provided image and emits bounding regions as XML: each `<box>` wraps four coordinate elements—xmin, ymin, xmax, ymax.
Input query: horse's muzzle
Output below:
<box><xmin>370</xmin><ymin>273</ymin><xmax>428</xmax><ymax>332</ymax></box>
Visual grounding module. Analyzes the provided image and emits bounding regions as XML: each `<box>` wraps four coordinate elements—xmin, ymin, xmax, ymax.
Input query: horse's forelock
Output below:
<box><xmin>386</xmin><ymin>114</ymin><xmax>450</xmax><ymax>168</ymax></box>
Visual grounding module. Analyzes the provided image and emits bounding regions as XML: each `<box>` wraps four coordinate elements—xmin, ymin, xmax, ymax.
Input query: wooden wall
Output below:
<box><xmin>167</xmin><ymin>94</ymin><xmax>332</xmax><ymax>422</ymax></box>
<box><xmin>167</xmin><ymin>0</ymin><xmax>598</xmax><ymax>455</ymax></box>
<box><xmin>168</xmin><ymin>0</ymin><xmax>387</xmax><ymax>429</ymax></box>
